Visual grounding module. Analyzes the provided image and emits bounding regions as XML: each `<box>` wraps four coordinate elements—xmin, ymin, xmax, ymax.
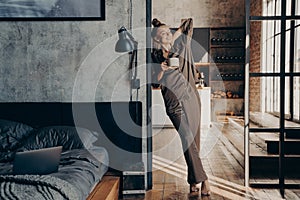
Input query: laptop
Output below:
<box><xmin>13</xmin><ymin>146</ymin><xmax>62</xmax><ymax>175</ymax></box>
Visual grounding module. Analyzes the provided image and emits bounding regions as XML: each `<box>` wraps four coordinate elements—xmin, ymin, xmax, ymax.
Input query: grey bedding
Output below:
<box><xmin>0</xmin><ymin>120</ymin><xmax>109</xmax><ymax>200</ymax></box>
<box><xmin>0</xmin><ymin>147</ymin><xmax>108</xmax><ymax>200</ymax></box>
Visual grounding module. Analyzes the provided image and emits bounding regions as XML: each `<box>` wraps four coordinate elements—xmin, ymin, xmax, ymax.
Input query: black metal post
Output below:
<box><xmin>279</xmin><ymin>0</ymin><xmax>286</xmax><ymax>197</ymax></box>
<box><xmin>290</xmin><ymin>0</ymin><xmax>296</xmax><ymax>121</ymax></box>
<box><xmin>146</xmin><ymin>0</ymin><xmax>153</xmax><ymax>190</ymax></box>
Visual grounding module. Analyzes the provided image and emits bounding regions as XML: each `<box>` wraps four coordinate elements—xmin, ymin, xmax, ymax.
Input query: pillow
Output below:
<box><xmin>0</xmin><ymin>119</ymin><xmax>34</xmax><ymax>151</ymax></box>
<box><xmin>76</xmin><ymin>128</ymin><xmax>98</xmax><ymax>149</ymax></box>
<box><xmin>23</xmin><ymin>126</ymin><xmax>96</xmax><ymax>151</ymax></box>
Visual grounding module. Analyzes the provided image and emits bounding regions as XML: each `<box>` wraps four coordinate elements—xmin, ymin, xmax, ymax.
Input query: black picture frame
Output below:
<box><xmin>0</xmin><ymin>0</ymin><xmax>105</xmax><ymax>21</ymax></box>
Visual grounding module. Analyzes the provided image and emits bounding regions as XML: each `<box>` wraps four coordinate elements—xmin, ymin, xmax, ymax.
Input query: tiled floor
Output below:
<box><xmin>122</xmin><ymin>123</ymin><xmax>300</xmax><ymax>199</ymax></box>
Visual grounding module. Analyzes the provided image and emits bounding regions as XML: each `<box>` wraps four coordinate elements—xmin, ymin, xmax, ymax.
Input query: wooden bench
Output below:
<box><xmin>87</xmin><ymin>175</ymin><xmax>120</xmax><ymax>200</ymax></box>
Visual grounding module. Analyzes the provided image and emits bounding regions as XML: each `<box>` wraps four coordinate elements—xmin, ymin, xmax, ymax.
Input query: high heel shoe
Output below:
<box><xmin>189</xmin><ymin>184</ymin><xmax>199</xmax><ymax>193</ymax></box>
<box><xmin>201</xmin><ymin>180</ymin><xmax>211</xmax><ymax>196</ymax></box>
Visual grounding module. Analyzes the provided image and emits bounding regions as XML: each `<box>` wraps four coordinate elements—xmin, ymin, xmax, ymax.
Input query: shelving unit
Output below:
<box><xmin>210</xmin><ymin>27</ymin><xmax>245</xmax><ymax>120</ymax></box>
<box><xmin>195</xmin><ymin>27</ymin><xmax>245</xmax><ymax>121</ymax></box>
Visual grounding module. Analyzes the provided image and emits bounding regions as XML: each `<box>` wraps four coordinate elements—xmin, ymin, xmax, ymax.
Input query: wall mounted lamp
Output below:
<box><xmin>115</xmin><ymin>26</ymin><xmax>140</xmax><ymax>101</ymax></box>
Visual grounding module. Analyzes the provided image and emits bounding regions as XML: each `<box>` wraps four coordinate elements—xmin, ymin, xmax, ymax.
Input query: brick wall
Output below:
<box><xmin>250</xmin><ymin>0</ymin><xmax>262</xmax><ymax>112</ymax></box>
<box><xmin>152</xmin><ymin>0</ymin><xmax>245</xmax><ymax>27</ymax></box>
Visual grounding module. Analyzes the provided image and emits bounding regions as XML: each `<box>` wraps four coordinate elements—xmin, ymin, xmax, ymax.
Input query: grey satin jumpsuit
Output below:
<box><xmin>151</xmin><ymin>18</ymin><xmax>208</xmax><ymax>184</ymax></box>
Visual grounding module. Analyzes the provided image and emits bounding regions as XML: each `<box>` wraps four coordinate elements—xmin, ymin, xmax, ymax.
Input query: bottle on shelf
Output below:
<box><xmin>198</xmin><ymin>72</ymin><xmax>206</xmax><ymax>88</ymax></box>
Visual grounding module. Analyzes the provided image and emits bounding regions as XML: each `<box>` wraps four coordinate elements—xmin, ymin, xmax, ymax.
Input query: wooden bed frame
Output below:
<box><xmin>87</xmin><ymin>175</ymin><xmax>120</xmax><ymax>200</ymax></box>
<box><xmin>0</xmin><ymin>101</ymin><xmax>143</xmax><ymax>200</ymax></box>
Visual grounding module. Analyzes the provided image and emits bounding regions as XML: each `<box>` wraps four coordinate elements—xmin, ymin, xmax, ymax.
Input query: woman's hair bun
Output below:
<box><xmin>152</xmin><ymin>18</ymin><xmax>165</xmax><ymax>27</ymax></box>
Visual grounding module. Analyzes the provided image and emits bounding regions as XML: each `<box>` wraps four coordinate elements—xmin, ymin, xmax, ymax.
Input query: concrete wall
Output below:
<box><xmin>152</xmin><ymin>0</ymin><xmax>245</xmax><ymax>28</ymax></box>
<box><xmin>0</xmin><ymin>0</ymin><xmax>146</xmax><ymax>103</ymax></box>
<box><xmin>0</xmin><ymin>0</ymin><xmax>149</xmax><ymax>186</ymax></box>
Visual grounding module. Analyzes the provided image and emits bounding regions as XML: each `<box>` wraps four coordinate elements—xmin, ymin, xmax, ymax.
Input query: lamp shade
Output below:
<box><xmin>115</xmin><ymin>26</ymin><xmax>134</xmax><ymax>52</ymax></box>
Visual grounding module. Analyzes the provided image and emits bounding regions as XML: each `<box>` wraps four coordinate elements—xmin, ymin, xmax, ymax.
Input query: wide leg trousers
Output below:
<box><xmin>165</xmin><ymin>99</ymin><xmax>208</xmax><ymax>184</ymax></box>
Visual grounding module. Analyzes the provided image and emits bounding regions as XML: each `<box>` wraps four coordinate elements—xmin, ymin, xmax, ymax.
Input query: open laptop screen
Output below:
<box><xmin>13</xmin><ymin>146</ymin><xmax>62</xmax><ymax>175</ymax></box>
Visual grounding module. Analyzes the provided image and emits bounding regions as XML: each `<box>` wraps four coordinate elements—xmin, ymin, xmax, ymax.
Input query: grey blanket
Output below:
<box><xmin>0</xmin><ymin>148</ymin><xmax>109</xmax><ymax>200</ymax></box>
<box><xmin>0</xmin><ymin>175</ymin><xmax>79</xmax><ymax>200</ymax></box>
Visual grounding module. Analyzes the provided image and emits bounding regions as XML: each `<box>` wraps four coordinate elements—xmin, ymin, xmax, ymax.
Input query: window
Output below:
<box><xmin>261</xmin><ymin>0</ymin><xmax>300</xmax><ymax>121</ymax></box>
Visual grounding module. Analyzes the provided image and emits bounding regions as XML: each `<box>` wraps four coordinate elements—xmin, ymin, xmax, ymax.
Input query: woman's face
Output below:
<box><xmin>156</xmin><ymin>26</ymin><xmax>173</xmax><ymax>45</ymax></box>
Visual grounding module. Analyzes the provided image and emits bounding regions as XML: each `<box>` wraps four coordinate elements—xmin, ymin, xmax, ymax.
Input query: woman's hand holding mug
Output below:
<box><xmin>161</xmin><ymin>61</ymin><xmax>169</xmax><ymax>71</ymax></box>
<box><xmin>167</xmin><ymin>57</ymin><xmax>179</xmax><ymax>69</ymax></box>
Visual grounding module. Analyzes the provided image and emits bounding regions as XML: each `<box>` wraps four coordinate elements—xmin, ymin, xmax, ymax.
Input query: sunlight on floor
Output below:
<box><xmin>153</xmin><ymin>155</ymin><xmax>284</xmax><ymax>200</ymax></box>
<box><xmin>151</xmin><ymin>122</ymin><xmax>295</xmax><ymax>199</ymax></box>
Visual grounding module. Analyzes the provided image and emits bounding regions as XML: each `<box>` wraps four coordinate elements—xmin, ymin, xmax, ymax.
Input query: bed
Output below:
<box><xmin>0</xmin><ymin>101</ymin><xmax>143</xmax><ymax>200</ymax></box>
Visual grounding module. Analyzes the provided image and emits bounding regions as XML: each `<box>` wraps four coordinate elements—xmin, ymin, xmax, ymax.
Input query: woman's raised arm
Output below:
<box><xmin>172</xmin><ymin>18</ymin><xmax>193</xmax><ymax>44</ymax></box>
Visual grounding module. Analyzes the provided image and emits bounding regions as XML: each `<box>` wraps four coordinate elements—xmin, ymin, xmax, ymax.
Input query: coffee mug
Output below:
<box><xmin>167</xmin><ymin>57</ymin><xmax>179</xmax><ymax>68</ymax></box>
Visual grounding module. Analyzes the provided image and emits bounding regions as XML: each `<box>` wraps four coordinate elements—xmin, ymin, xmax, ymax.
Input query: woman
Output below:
<box><xmin>151</xmin><ymin>18</ymin><xmax>211</xmax><ymax>195</ymax></box>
